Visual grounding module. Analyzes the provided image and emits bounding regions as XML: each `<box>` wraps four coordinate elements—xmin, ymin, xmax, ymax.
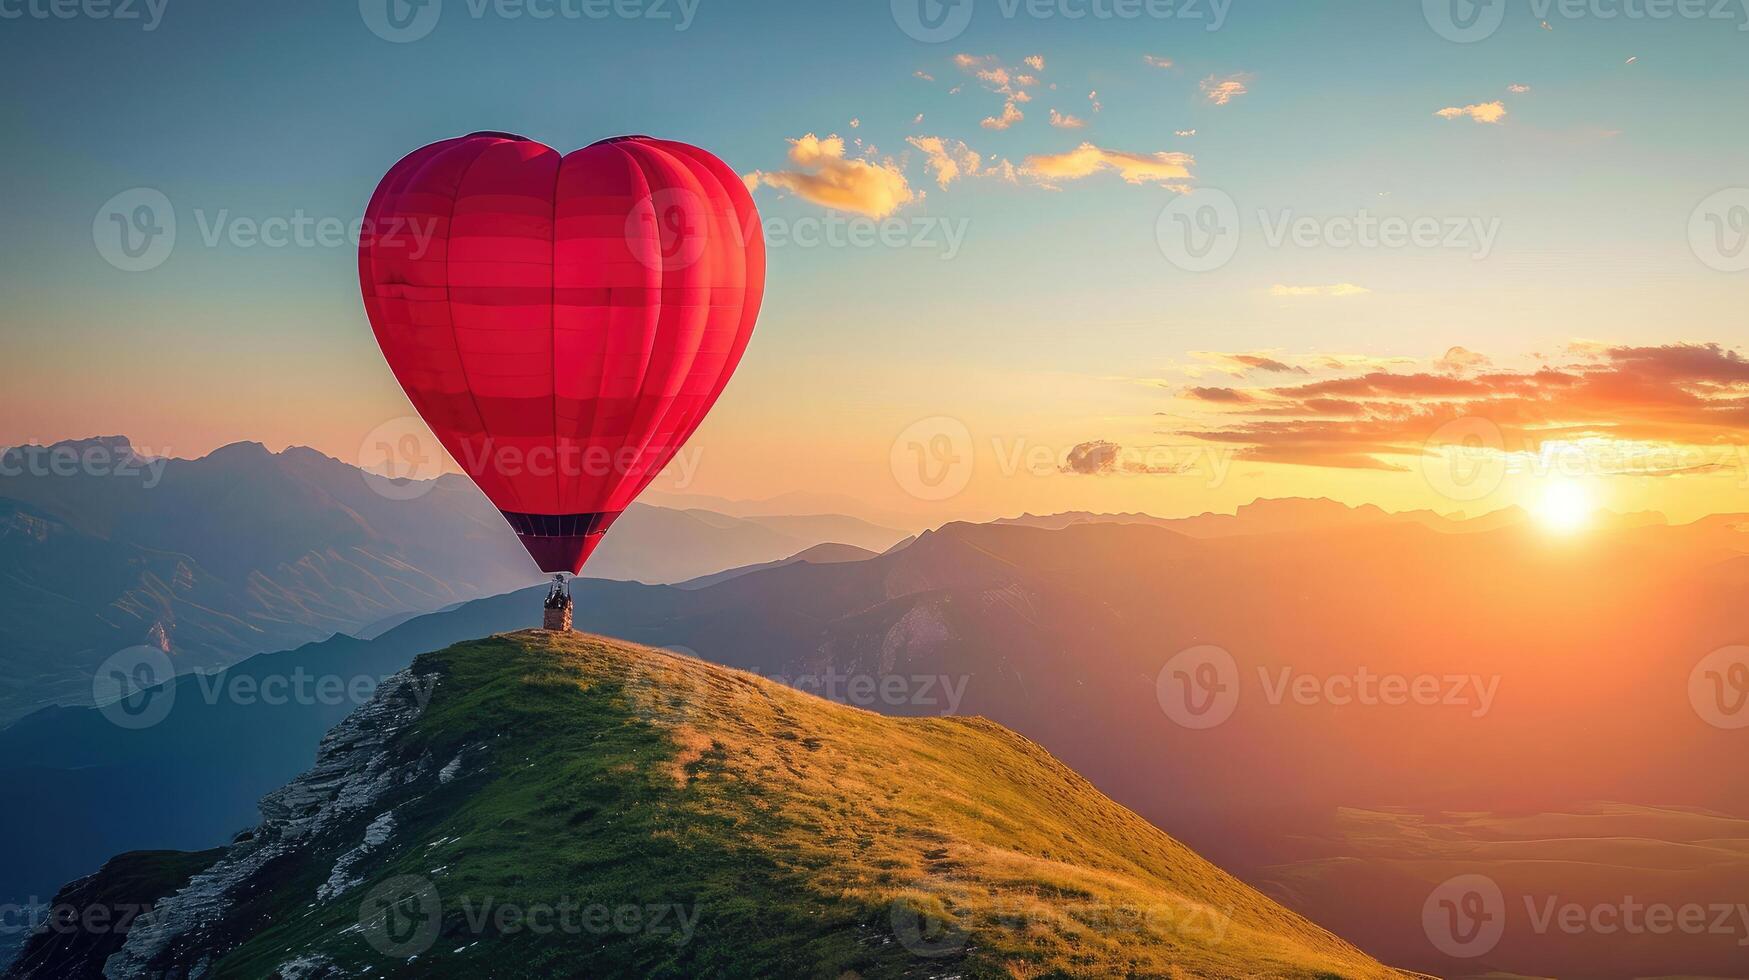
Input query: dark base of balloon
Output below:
<box><xmin>499</xmin><ymin>510</ymin><xmax>622</xmax><ymax>574</ymax></box>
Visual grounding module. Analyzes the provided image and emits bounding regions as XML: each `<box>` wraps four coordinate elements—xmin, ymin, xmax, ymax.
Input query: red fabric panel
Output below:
<box><xmin>360</xmin><ymin>133</ymin><xmax>763</xmax><ymax>573</ymax></box>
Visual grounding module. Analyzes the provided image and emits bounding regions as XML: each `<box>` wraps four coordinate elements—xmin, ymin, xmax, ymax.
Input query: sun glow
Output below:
<box><xmin>1533</xmin><ymin>480</ymin><xmax>1596</xmax><ymax>534</ymax></box>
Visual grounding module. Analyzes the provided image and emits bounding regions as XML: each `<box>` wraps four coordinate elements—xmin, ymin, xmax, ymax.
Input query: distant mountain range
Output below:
<box><xmin>992</xmin><ymin>495</ymin><xmax>1668</xmax><ymax>537</ymax></box>
<box><xmin>6</xmin><ymin>497</ymin><xmax>1747</xmax><ymax>976</ymax></box>
<box><xmin>5</xmin><ymin>632</ymin><xmax>1412</xmax><ymax>979</ymax></box>
<box><xmin>0</xmin><ymin>437</ymin><xmax>907</xmax><ymax>723</ymax></box>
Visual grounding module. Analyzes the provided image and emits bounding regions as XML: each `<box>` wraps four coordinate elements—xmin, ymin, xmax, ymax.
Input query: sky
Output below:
<box><xmin>3</xmin><ymin>0</ymin><xmax>1748</xmax><ymax>527</ymax></box>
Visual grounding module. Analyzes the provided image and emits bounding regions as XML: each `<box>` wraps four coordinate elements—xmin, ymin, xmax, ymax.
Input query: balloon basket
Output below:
<box><xmin>542</xmin><ymin>576</ymin><xmax>573</xmax><ymax>632</ymax></box>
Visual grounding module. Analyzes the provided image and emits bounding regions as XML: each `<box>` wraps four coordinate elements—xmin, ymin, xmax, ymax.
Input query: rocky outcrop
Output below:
<box><xmin>100</xmin><ymin>667</ymin><xmax>440</xmax><ymax>979</ymax></box>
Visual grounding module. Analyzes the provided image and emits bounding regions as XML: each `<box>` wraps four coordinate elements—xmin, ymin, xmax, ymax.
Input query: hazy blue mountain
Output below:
<box><xmin>673</xmin><ymin>541</ymin><xmax>876</xmax><ymax>589</ymax></box>
<box><xmin>0</xmin><ymin>438</ymin><xmax>909</xmax><ymax>723</ymax></box>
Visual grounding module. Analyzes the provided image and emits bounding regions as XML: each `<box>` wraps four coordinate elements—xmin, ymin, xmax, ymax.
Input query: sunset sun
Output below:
<box><xmin>1534</xmin><ymin>481</ymin><xmax>1596</xmax><ymax>534</ymax></box>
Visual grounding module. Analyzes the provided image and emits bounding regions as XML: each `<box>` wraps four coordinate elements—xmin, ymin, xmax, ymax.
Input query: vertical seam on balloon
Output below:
<box><xmin>615</xmin><ymin>139</ymin><xmax>707</xmax><ymax>506</ymax></box>
<box><xmin>637</xmin><ymin>142</ymin><xmax>719</xmax><ymax>498</ymax></box>
<box><xmin>446</xmin><ymin>138</ymin><xmax>526</xmax><ymax>514</ymax></box>
<box><xmin>648</xmin><ymin>141</ymin><xmax>757</xmax><ymax>479</ymax></box>
<box><xmin>571</xmin><ymin>144</ymin><xmax>623</xmax><ymax>514</ymax></box>
<box><xmin>548</xmin><ymin>150</ymin><xmax>564</xmax><ymax>515</ymax></box>
<box><xmin>587</xmin><ymin>142</ymin><xmax>659</xmax><ymax>514</ymax></box>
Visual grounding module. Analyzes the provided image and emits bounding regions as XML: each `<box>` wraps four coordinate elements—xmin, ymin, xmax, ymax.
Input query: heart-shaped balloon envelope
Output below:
<box><xmin>359</xmin><ymin>132</ymin><xmax>764</xmax><ymax>574</ymax></box>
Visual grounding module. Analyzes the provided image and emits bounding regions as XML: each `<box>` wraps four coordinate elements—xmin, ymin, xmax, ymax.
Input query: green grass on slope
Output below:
<box><xmin>212</xmin><ymin>631</ymin><xmax>1408</xmax><ymax>979</ymax></box>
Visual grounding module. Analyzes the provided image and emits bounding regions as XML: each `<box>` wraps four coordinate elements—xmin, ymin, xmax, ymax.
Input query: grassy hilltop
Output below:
<box><xmin>53</xmin><ymin>631</ymin><xmax>1420</xmax><ymax>978</ymax></box>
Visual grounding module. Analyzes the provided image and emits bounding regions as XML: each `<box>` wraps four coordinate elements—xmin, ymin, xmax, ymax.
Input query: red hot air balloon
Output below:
<box><xmin>359</xmin><ymin>132</ymin><xmax>763</xmax><ymax>579</ymax></box>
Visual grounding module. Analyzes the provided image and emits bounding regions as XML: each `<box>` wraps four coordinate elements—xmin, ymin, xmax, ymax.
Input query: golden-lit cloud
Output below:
<box><xmin>1022</xmin><ymin>143</ymin><xmax>1194</xmax><ymax>187</ymax></box>
<box><xmin>1436</xmin><ymin>101</ymin><xmax>1508</xmax><ymax>123</ymax></box>
<box><xmin>1059</xmin><ymin>439</ymin><xmax>1190</xmax><ymax>475</ymax></box>
<box><xmin>1172</xmin><ymin>343</ymin><xmax>1749</xmax><ymax>471</ymax></box>
<box><xmin>1269</xmin><ymin>283</ymin><xmax>1372</xmax><ymax>298</ymax></box>
<box><xmin>982</xmin><ymin>101</ymin><xmax>1024</xmax><ymax>130</ymax></box>
<box><xmin>955</xmin><ymin>53</ymin><xmax>1026</xmax><ymax>97</ymax></box>
<box><xmin>914</xmin><ymin>70</ymin><xmax>935</xmax><ymax>82</ymax></box>
<box><xmin>745</xmin><ymin>134</ymin><xmax>916</xmax><ymax>218</ymax></box>
<box><xmin>1190</xmin><ymin>351</ymin><xmax>1310</xmax><ymax>378</ymax></box>
<box><xmin>906</xmin><ymin>136</ymin><xmax>981</xmax><ymax>188</ymax></box>
<box><xmin>1201</xmin><ymin>73</ymin><xmax>1251</xmax><ymax>105</ymax></box>
<box><xmin>1143</xmin><ymin>54</ymin><xmax>1173</xmax><ymax>69</ymax></box>
<box><xmin>1435</xmin><ymin>346</ymin><xmax>1492</xmax><ymax>374</ymax></box>
<box><xmin>905</xmin><ymin>136</ymin><xmax>1020</xmax><ymax>188</ymax></box>
<box><xmin>1048</xmin><ymin>109</ymin><xmax>1087</xmax><ymax>129</ymax></box>
<box><xmin>1507</xmin><ymin>83</ymin><xmax>1531</xmax><ymax>93</ymax></box>
<box><xmin>1025</xmin><ymin>55</ymin><xmax>1045</xmax><ymax>71</ymax></box>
